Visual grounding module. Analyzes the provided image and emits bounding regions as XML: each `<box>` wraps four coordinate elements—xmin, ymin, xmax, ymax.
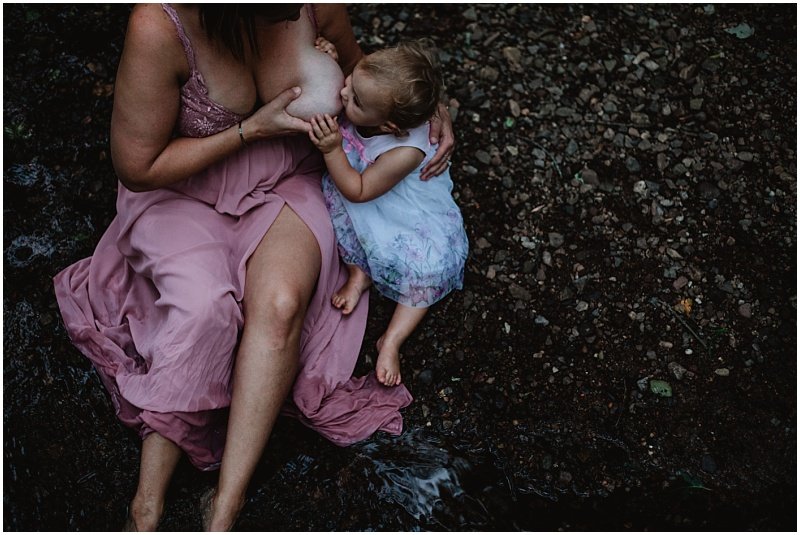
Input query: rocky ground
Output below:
<box><xmin>4</xmin><ymin>4</ymin><xmax>796</xmax><ymax>531</ymax></box>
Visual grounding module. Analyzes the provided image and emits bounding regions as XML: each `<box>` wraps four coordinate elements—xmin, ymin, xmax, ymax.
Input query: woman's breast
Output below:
<box><xmin>255</xmin><ymin>11</ymin><xmax>344</xmax><ymax>121</ymax></box>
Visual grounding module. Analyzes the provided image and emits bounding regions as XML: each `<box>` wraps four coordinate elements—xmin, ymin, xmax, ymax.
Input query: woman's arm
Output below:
<box><xmin>111</xmin><ymin>5</ymin><xmax>310</xmax><ymax>192</ymax></box>
<box><xmin>313</xmin><ymin>4</ymin><xmax>363</xmax><ymax>75</ymax></box>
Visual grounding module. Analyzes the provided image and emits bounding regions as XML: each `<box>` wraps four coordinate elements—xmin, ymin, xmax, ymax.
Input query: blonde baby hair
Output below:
<box><xmin>358</xmin><ymin>39</ymin><xmax>443</xmax><ymax>132</ymax></box>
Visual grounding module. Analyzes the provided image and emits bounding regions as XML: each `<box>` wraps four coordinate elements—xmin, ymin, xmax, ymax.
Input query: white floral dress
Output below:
<box><xmin>322</xmin><ymin>119</ymin><xmax>468</xmax><ymax>307</ymax></box>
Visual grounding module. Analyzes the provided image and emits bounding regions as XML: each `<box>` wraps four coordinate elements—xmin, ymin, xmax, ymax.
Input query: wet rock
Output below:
<box><xmin>714</xmin><ymin>368</ymin><xmax>730</xmax><ymax>377</ymax></box>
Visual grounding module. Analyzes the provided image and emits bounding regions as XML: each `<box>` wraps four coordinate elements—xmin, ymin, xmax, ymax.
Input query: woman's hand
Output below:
<box><xmin>315</xmin><ymin>36</ymin><xmax>339</xmax><ymax>62</ymax></box>
<box><xmin>420</xmin><ymin>102</ymin><xmax>455</xmax><ymax>180</ymax></box>
<box><xmin>309</xmin><ymin>114</ymin><xmax>342</xmax><ymax>154</ymax></box>
<box><xmin>241</xmin><ymin>87</ymin><xmax>312</xmax><ymax>142</ymax></box>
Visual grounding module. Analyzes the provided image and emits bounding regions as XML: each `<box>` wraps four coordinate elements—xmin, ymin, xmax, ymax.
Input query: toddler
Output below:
<box><xmin>309</xmin><ymin>40</ymin><xmax>468</xmax><ymax>387</ymax></box>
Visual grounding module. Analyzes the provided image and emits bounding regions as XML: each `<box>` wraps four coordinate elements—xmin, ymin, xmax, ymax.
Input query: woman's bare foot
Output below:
<box><xmin>375</xmin><ymin>334</ymin><xmax>402</xmax><ymax>386</ymax></box>
<box><xmin>201</xmin><ymin>488</ymin><xmax>244</xmax><ymax>532</ymax></box>
<box><xmin>332</xmin><ymin>264</ymin><xmax>371</xmax><ymax>314</ymax></box>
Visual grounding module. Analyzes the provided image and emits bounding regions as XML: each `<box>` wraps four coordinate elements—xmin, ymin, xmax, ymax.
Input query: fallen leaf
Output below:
<box><xmin>725</xmin><ymin>23</ymin><xmax>754</xmax><ymax>39</ymax></box>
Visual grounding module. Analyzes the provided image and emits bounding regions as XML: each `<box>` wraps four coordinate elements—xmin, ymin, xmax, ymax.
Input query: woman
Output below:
<box><xmin>53</xmin><ymin>4</ymin><xmax>454</xmax><ymax>531</ymax></box>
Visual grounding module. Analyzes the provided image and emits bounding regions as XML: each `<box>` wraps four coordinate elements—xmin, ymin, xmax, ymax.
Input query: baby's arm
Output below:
<box><xmin>309</xmin><ymin>114</ymin><xmax>424</xmax><ymax>203</ymax></box>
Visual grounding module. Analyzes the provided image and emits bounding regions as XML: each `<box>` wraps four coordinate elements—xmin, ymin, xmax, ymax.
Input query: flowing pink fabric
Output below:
<box><xmin>52</xmin><ymin>3</ymin><xmax>411</xmax><ymax>471</ymax></box>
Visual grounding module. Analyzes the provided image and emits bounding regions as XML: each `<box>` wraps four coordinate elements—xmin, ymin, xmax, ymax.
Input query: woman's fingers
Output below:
<box><xmin>421</xmin><ymin>103</ymin><xmax>455</xmax><ymax>179</ymax></box>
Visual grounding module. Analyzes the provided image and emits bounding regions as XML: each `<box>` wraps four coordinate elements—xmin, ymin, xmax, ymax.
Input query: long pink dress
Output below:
<box><xmin>52</xmin><ymin>4</ymin><xmax>412</xmax><ymax>471</ymax></box>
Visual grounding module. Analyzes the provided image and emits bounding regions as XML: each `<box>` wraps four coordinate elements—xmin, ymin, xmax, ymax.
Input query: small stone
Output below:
<box><xmin>714</xmin><ymin>368</ymin><xmax>730</xmax><ymax>376</ymax></box>
<box><xmin>419</xmin><ymin>370</ymin><xmax>433</xmax><ymax>385</ymax></box>
<box><xmin>631</xmin><ymin>111</ymin><xmax>650</xmax><ymax>125</ymax></box>
<box><xmin>737</xmin><ymin>151</ymin><xmax>754</xmax><ymax>162</ymax></box>
<box><xmin>534</xmin><ymin>315</ymin><xmax>550</xmax><ymax>326</ymax></box>
<box><xmin>502</xmin><ymin>46</ymin><xmax>522</xmax><ymax>65</ymax></box>
<box><xmin>479</xmin><ymin>66</ymin><xmax>499</xmax><ymax>82</ymax></box>
<box><xmin>508</xmin><ymin>99</ymin><xmax>521</xmax><ymax>117</ymax></box>
<box><xmin>581</xmin><ymin>168</ymin><xmax>599</xmax><ymax>185</ymax></box>
<box><xmin>576</xmin><ymin>301</ymin><xmax>589</xmax><ymax>312</ymax></box>
<box><xmin>642</xmin><ymin>59</ymin><xmax>660</xmax><ymax>71</ymax></box>
<box><xmin>626</xmin><ymin>157</ymin><xmax>641</xmax><ymax>173</ymax></box>
<box><xmin>690</xmin><ymin>98</ymin><xmax>704</xmax><ymax>111</ymax></box>
<box><xmin>548</xmin><ymin>232</ymin><xmax>564</xmax><ymax>248</ymax></box>
<box><xmin>738</xmin><ymin>303</ymin><xmax>752</xmax><ymax>318</ymax></box>
<box><xmin>476</xmin><ymin>150</ymin><xmax>491</xmax><ymax>165</ymax></box>
<box><xmin>668</xmin><ymin>361</ymin><xmax>688</xmax><ymax>380</ymax></box>
<box><xmin>701</xmin><ymin>454</ymin><xmax>718</xmax><ymax>474</ymax></box>
<box><xmin>558</xmin><ymin>471</ymin><xmax>573</xmax><ymax>485</ymax></box>
<box><xmin>462</xmin><ymin>6</ymin><xmax>478</xmax><ymax>21</ymax></box>
<box><xmin>476</xmin><ymin>237</ymin><xmax>491</xmax><ymax>249</ymax></box>
<box><xmin>673</xmin><ymin>276</ymin><xmax>689</xmax><ymax>290</ymax></box>
<box><xmin>509</xmin><ymin>283</ymin><xmax>532</xmax><ymax>301</ymax></box>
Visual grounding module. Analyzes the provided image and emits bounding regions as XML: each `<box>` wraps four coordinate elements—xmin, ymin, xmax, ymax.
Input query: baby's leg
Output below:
<box><xmin>376</xmin><ymin>304</ymin><xmax>428</xmax><ymax>386</ymax></box>
<box><xmin>332</xmin><ymin>264</ymin><xmax>371</xmax><ymax>314</ymax></box>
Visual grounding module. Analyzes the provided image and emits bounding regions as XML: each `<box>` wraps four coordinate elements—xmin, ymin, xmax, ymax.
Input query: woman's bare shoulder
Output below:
<box><xmin>121</xmin><ymin>4</ymin><xmax>187</xmax><ymax>77</ymax></box>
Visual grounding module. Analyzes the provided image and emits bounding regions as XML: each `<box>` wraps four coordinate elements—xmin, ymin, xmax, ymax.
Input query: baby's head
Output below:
<box><xmin>340</xmin><ymin>40</ymin><xmax>442</xmax><ymax>135</ymax></box>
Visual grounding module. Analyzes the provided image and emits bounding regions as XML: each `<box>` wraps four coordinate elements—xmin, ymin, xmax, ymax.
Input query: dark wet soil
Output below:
<box><xmin>4</xmin><ymin>4</ymin><xmax>796</xmax><ymax>531</ymax></box>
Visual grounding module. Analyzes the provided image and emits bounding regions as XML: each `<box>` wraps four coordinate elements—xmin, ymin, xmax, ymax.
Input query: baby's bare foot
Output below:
<box><xmin>375</xmin><ymin>335</ymin><xmax>402</xmax><ymax>386</ymax></box>
<box><xmin>332</xmin><ymin>265</ymin><xmax>371</xmax><ymax>315</ymax></box>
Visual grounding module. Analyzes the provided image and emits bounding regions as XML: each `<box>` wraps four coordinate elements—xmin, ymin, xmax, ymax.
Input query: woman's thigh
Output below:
<box><xmin>243</xmin><ymin>204</ymin><xmax>321</xmax><ymax>328</ymax></box>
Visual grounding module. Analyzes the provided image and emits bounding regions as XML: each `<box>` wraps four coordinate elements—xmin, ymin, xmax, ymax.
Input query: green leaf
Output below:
<box><xmin>725</xmin><ymin>23</ymin><xmax>754</xmax><ymax>39</ymax></box>
<box><xmin>650</xmin><ymin>379</ymin><xmax>673</xmax><ymax>397</ymax></box>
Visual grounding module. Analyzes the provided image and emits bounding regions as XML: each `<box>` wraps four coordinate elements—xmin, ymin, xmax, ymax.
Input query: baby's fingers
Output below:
<box><xmin>323</xmin><ymin>114</ymin><xmax>339</xmax><ymax>131</ymax></box>
<box><xmin>310</xmin><ymin>116</ymin><xmax>326</xmax><ymax>139</ymax></box>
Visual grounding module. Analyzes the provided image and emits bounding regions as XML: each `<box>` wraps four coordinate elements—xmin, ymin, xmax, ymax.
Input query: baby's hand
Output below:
<box><xmin>309</xmin><ymin>114</ymin><xmax>342</xmax><ymax>154</ymax></box>
<box><xmin>315</xmin><ymin>36</ymin><xmax>339</xmax><ymax>62</ymax></box>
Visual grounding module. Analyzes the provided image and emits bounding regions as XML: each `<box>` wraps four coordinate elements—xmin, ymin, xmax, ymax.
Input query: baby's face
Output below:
<box><xmin>340</xmin><ymin>66</ymin><xmax>391</xmax><ymax>128</ymax></box>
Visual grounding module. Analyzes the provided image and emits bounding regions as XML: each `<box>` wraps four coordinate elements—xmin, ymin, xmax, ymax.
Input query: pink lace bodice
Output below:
<box><xmin>161</xmin><ymin>4</ymin><xmax>250</xmax><ymax>138</ymax></box>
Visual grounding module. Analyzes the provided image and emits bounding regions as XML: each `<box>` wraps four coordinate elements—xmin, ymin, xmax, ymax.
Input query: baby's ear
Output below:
<box><xmin>379</xmin><ymin>121</ymin><xmax>403</xmax><ymax>136</ymax></box>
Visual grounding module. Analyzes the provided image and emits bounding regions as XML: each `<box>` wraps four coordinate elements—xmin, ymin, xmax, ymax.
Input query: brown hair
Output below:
<box><xmin>358</xmin><ymin>39</ymin><xmax>443</xmax><ymax>131</ymax></box>
<box><xmin>198</xmin><ymin>5</ymin><xmax>302</xmax><ymax>62</ymax></box>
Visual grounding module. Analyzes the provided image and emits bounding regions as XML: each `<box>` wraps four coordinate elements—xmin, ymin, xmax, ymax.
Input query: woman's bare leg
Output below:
<box><xmin>375</xmin><ymin>304</ymin><xmax>428</xmax><ymax>386</ymax></box>
<box><xmin>206</xmin><ymin>205</ymin><xmax>320</xmax><ymax>531</ymax></box>
<box><xmin>331</xmin><ymin>263</ymin><xmax>371</xmax><ymax>314</ymax></box>
<box><xmin>127</xmin><ymin>433</ymin><xmax>182</xmax><ymax>531</ymax></box>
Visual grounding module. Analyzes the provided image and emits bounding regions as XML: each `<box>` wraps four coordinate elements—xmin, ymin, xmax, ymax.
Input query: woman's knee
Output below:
<box><xmin>245</xmin><ymin>287</ymin><xmax>307</xmax><ymax>339</ymax></box>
